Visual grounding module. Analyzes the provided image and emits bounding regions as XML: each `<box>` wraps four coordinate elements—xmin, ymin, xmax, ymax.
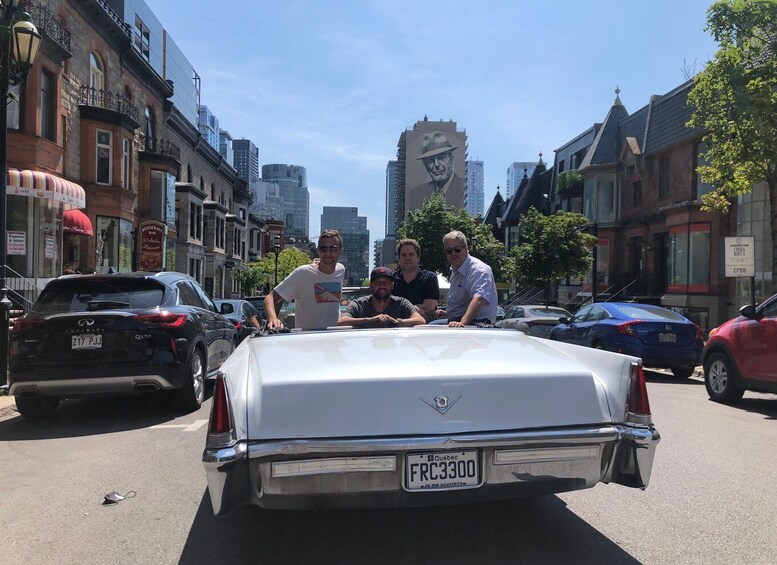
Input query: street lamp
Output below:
<box><xmin>272</xmin><ymin>234</ymin><xmax>281</xmax><ymax>288</ymax></box>
<box><xmin>1</xmin><ymin>0</ymin><xmax>41</xmax><ymax>388</ymax></box>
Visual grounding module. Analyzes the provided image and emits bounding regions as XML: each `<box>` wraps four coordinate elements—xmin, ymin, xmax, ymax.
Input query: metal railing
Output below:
<box><xmin>139</xmin><ymin>134</ymin><xmax>182</xmax><ymax>161</ymax></box>
<box><xmin>501</xmin><ymin>285</ymin><xmax>545</xmax><ymax>309</ymax></box>
<box><xmin>2</xmin><ymin>265</ymin><xmax>39</xmax><ymax>314</ymax></box>
<box><xmin>79</xmin><ymin>85</ymin><xmax>140</xmax><ymax>123</ymax></box>
<box><xmin>28</xmin><ymin>2</ymin><xmax>71</xmax><ymax>52</ymax></box>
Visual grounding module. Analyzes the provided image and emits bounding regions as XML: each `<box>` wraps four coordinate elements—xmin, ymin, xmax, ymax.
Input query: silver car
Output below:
<box><xmin>495</xmin><ymin>305</ymin><xmax>572</xmax><ymax>338</ymax></box>
<box><xmin>202</xmin><ymin>327</ymin><xmax>659</xmax><ymax>513</ymax></box>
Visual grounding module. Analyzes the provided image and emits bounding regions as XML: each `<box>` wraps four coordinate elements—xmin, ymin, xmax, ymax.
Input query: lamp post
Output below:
<box><xmin>1</xmin><ymin>0</ymin><xmax>41</xmax><ymax>388</ymax></box>
<box><xmin>272</xmin><ymin>234</ymin><xmax>281</xmax><ymax>288</ymax></box>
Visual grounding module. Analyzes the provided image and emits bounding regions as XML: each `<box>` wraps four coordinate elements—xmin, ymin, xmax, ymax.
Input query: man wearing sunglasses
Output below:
<box><xmin>337</xmin><ymin>267</ymin><xmax>426</xmax><ymax>328</ymax></box>
<box><xmin>434</xmin><ymin>230</ymin><xmax>498</xmax><ymax>327</ymax></box>
<box><xmin>264</xmin><ymin>229</ymin><xmax>345</xmax><ymax>330</ymax></box>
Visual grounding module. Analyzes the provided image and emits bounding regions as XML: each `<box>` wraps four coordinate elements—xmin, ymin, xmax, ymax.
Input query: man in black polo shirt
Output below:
<box><xmin>393</xmin><ymin>238</ymin><xmax>439</xmax><ymax>321</ymax></box>
<box><xmin>338</xmin><ymin>266</ymin><xmax>426</xmax><ymax>328</ymax></box>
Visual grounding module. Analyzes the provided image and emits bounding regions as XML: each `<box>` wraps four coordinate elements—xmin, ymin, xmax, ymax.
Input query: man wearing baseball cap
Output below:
<box><xmin>337</xmin><ymin>267</ymin><xmax>426</xmax><ymax>328</ymax></box>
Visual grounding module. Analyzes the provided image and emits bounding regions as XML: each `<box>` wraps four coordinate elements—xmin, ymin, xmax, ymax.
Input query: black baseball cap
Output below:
<box><xmin>370</xmin><ymin>266</ymin><xmax>395</xmax><ymax>282</ymax></box>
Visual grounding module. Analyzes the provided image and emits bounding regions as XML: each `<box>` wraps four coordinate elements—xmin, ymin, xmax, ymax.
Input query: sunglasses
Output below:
<box><xmin>317</xmin><ymin>245</ymin><xmax>341</xmax><ymax>252</ymax></box>
<box><xmin>444</xmin><ymin>246</ymin><xmax>465</xmax><ymax>255</ymax></box>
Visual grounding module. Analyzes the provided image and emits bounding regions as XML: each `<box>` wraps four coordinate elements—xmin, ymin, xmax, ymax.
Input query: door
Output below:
<box><xmin>176</xmin><ymin>281</ymin><xmax>222</xmax><ymax>371</ymax></box>
<box><xmin>191</xmin><ymin>280</ymin><xmax>233</xmax><ymax>364</ymax></box>
<box><xmin>739</xmin><ymin>297</ymin><xmax>777</xmax><ymax>382</ymax></box>
<box><xmin>555</xmin><ymin>305</ymin><xmax>592</xmax><ymax>345</ymax></box>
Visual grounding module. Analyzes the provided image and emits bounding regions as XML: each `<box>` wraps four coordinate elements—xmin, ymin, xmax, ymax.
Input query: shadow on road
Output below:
<box><xmin>0</xmin><ymin>384</ymin><xmax>214</xmax><ymax>441</ymax></box>
<box><xmin>179</xmin><ymin>491</ymin><xmax>640</xmax><ymax>565</ymax></box>
<box><xmin>643</xmin><ymin>369</ymin><xmax>704</xmax><ymax>385</ymax></box>
<box><xmin>726</xmin><ymin>395</ymin><xmax>777</xmax><ymax>420</ymax></box>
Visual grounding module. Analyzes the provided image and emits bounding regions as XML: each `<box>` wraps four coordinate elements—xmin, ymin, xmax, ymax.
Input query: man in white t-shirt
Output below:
<box><xmin>264</xmin><ymin>229</ymin><xmax>345</xmax><ymax>330</ymax></box>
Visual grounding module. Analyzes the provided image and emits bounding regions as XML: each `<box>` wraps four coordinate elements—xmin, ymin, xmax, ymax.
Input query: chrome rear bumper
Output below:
<box><xmin>203</xmin><ymin>424</ymin><xmax>659</xmax><ymax>513</ymax></box>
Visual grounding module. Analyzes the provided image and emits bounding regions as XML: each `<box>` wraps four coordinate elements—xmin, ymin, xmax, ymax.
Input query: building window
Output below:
<box><xmin>189</xmin><ymin>202</ymin><xmax>202</xmax><ymax>240</ymax></box>
<box><xmin>659</xmin><ymin>157</ymin><xmax>670</xmax><ymax>199</ymax></box>
<box><xmin>188</xmin><ymin>258</ymin><xmax>202</xmax><ymax>282</ymax></box>
<box><xmin>134</xmin><ymin>16</ymin><xmax>150</xmax><ymax>60</ymax></box>
<box><xmin>558</xmin><ymin>159</ymin><xmax>565</xmax><ymax>173</ymax></box>
<box><xmin>694</xmin><ymin>142</ymin><xmax>713</xmax><ymax>199</ymax></box>
<box><xmin>144</xmin><ymin>107</ymin><xmax>155</xmax><ymax>149</ymax></box>
<box><xmin>89</xmin><ymin>52</ymin><xmax>104</xmax><ymax>92</ymax></box>
<box><xmin>96</xmin><ymin>130</ymin><xmax>112</xmax><ymax>185</ymax></box>
<box><xmin>96</xmin><ymin>216</ymin><xmax>133</xmax><ymax>272</ymax></box>
<box><xmin>7</xmin><ymin>84</ymin><xmax>21</xmax><ymax>130</ymax></box>
<box><xmin>668</xmin><ymin>223</ymin><xmax>711</xmax><ymax>294</ymax></box>
<box><xmin>40</xmin><ymin>70</ymin><xmax>56</xmax><ymax>141</ymax></box>
<box><xmin>583</xmin><ymin>175</ymin><xmax>616</xmax><ymax>222</ymax></box>
<box><xmin>122</xmin><ymin>138</ymin><xmax>131</xmax><ymax>189</ymax></box>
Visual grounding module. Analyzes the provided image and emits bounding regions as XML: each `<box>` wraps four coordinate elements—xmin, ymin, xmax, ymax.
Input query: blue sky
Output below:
<box><xmin>145</xmin><ymin>0</ymin><xmax>719</xmax><ymax>245</ymax></box>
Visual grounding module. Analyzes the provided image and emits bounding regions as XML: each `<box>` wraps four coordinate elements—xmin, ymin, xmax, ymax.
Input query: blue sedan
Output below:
<box><xmin>550</xmin><ymin>302</ymin><xmax>704</xmax><ymax>378</ymax></box>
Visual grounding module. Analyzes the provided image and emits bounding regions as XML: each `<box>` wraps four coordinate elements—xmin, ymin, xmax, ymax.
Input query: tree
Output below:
<box><xmin>510</xmin><ymin>208</ymin><xmax>597</xmax><ymax>288</ymax></box>
<box><xmin>231</xmin><ymin>247</ymin><xmax>312</xmax><ymax>294</ymax></box>
<box><xmin>397</xmin><ymin>192</ymin><xmax>513</xmax><ymax>279</ymax></box>
<box><xmin>687</xmin><ymin>0</ymin><xmax>777</xmax><ymax>285</ymax></box>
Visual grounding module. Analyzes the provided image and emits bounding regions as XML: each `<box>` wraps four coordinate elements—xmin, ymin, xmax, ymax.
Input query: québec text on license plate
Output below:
<box><xmin>405</xmin><ymin>450</ymin><xmax>479</xmax><ymax>491</ymax></box>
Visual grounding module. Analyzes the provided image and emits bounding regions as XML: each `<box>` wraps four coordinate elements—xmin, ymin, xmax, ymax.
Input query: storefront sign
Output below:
<box><xmin>724</xmin><ymin>236</ymin><xmax>755</xmax><ymax>277</ymax></box>
<box><xmin>139</xmin><ymin>221</ymin><xmax>167</xmax><ymax>272</ymax></box>
<box><xmin>45</xmin><ymin>236</ymin><xmax>54</xmax><ymax>259</ymax></box>
<box><xmin>7</xmin><ymin>231</ymin><xmax>26</xmax><ymax>255</ymax></box>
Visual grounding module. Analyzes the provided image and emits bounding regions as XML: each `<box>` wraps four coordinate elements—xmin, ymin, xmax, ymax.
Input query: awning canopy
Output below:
<box><xmin>63</xmin><ymin>209</ymin><xmax>94</xmax><ymax>235</ymax></box>
<box><xmin>6</xmin><ymin>168</ymin><xmax>86</xmax><ymax>209</ymax></box>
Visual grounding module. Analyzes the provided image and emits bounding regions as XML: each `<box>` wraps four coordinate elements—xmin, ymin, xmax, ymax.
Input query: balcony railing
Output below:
<box><xmin>79</xmin><ymin>85</ymin><xmax>140</xmax><ymax>123</ymax></box>
<box><xmin>94</xmin><ymin>0</ymin><xmax>132</xmax><ymax>37</ymax></box>
<box><xmin>28</xmin><ymin>2</ymin><xmax>71</xmax><ymax>53</ymax></box>
<box><xmin>139</xmin><ymin>134</ymin><xmax>181</xmax><ymax>161</ymax></box>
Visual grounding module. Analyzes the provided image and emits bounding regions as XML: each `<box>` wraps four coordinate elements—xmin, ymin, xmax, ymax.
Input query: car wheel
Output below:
<box><xmin>173</xmin><ymin>348</ymin><xmax>206</xmax><ymax>411</ymax></box>
<box><xmin>704</xmin><ymin>352</ymin><xmax>744</xmax><ymax>404</ymax></box>
<box><xmin>592</xmin><ymin>340</ymin><xmax>605</xmax><ymax>350</ymax></box>
<box><xmin>15</xmin><ymin>395</ymin><xmax>60</xmax><ymax>419</ymax></box>
<box><xmin>671</xmin><ymin>366</ymin><xmax>696</xmax><ymax>379</ymax></box>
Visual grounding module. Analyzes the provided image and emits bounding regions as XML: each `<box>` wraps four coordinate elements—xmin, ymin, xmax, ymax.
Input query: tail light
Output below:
<box><xmin>627</xmin><ymin>363</ymin><xmax>651</xmax><ymax>418</ymax></box>
<box><xmin>616</xmin><ymin>320</ymin><xmax>645</xmax><ymax>337</ymax></box>
<box><xmin>135</xmin><ymin>311</ymin><xmax>188</xmax><ymax>328</ymax></box>
<box><xmin>233</xmin><ymin>321</ymin><xmax>243</xmax><ymax>330</ymax></box>
<box><xmin>693</xmin><ymin>324</ymin><xmax>705</xmax><ymax>341</ymax></box>
<box><xmin>207</xmin><ymin>373</ymin><xmax>235</xmax><ymax>447</ymax></box>
<box><xmin>11</xmin><ymin>318</ymin><xmax>43</xmax><ymax>334</ymax></box>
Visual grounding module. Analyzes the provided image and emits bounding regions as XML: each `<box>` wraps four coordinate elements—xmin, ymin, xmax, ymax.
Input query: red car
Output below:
<box><xmin>702</xmin><ymin>293</ymin><xmax>777</xmax><ymax>403</ymax></box>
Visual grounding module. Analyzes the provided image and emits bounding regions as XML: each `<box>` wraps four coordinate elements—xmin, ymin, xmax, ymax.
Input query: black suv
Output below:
<box><xmin>9</xmin><ymin>272</ymin><xmax>237</xmax><ymax>418</ymax></box>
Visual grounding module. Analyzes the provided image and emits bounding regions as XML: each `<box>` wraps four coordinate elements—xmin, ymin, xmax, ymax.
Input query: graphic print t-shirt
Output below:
<box><xmin>274</xmin><ymin>261</ymin><xmax>345</xmax><ymax>330</ymax></box>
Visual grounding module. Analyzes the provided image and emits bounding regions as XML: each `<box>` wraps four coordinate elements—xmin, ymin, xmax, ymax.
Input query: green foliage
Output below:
<box><xmin>687</xmin><ymin>0</ymin><xmax>777</xmax><ymax>214</ymax></box>
<box><xmin>232</xmin><ymin>247</ymin><xmax>312</xmax><ymax>294</ymax></box>
<box><xmin>397</xmin><ymin>192</ymin><xmax>513</xmax><ymax>279</ymax></box>
<box><xmin>510</xmin><ymin>208</ymin><xmax>597</xmax><ymax>286</ymax></box>
<box><xmin>556</xmin><ymin>169</ymin><xmax>583</xmax><ymax>193</ymax></box>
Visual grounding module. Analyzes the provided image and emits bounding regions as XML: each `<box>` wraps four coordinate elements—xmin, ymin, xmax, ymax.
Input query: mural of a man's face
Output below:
<box><xmin>422</xmin><ymin>151</ymin><xmax>454</xmax><ymax>186</ymax></box>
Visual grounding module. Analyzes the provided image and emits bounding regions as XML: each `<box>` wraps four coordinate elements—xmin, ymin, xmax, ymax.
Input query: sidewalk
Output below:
<box><xmin>0</xmin><ymin>389</ymin><xmax>17</xmax><ymax>418</ymax></box>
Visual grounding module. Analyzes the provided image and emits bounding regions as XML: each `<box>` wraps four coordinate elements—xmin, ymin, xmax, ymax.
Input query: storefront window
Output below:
<box><xmin>668</xmin><ymin>223</ymin><xmax>710</xmax><ymax>293</ymax></box>
<box><xmin>36</xmin><ymin>199</ymin><xmax>62</xmax><ymax>279</ymax></box>
<box><xmin>6</xmin><ymin>194</ymin><xmax>34</xmax><ymax>277</ymax></box>
<box><xmin>96</xmin><ymin>216</ymin><xmax>133</xmax><ymax>273</ymax></box>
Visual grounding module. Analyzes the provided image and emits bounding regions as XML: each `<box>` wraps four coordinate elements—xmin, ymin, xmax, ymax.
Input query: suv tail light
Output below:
<box><xmin>207</xmin><ymin>373</ymin><xmax>235</xmax><ymax>447</ymax></box>
<box><xmin>135</xmin><ymin>311</ymin><xmax>187</xmax><ymax>328</ymax></box>
<box><xmin>627</xmin><ymin>363</ymin><xmax>651</xmax><ymax>418</ymax></box>
<box><xmin>694</xmin><ymin>324</ymin><xmax>705</xmax><ymax>341</ymax></box>
<box><xmin>616</xmin><ymin>321</ymin><xmax>644</xmax><ymax>337</ymax></box>
<box><xmin>11</xmin><ymin>318</ymin><xmax>43</xmax><ymax>334</ymax></box>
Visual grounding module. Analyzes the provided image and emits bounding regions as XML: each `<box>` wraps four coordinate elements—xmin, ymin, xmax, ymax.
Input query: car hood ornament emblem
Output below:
<box><xmin>420</xmin><ymin>394</ymin><xmax>462</xmax><ymax>415</ymax></box>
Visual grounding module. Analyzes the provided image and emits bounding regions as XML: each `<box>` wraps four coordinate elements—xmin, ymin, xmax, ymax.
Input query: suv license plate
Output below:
<box><xmin>72</xmin><ymin>334</ymin><xmax>102</xmax><ymax>350</ymax></box>
<box><xmin>406</xmin><ymin>451</ymin><xmax>479</xmax><ymax>491</ymax></box>
<box><xmin>658</xmin><ymin>333</ymin><xmax>676</xmax><ymax>343</ymax></box>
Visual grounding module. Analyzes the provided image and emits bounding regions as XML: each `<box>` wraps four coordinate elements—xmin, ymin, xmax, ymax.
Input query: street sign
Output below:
<box><xmin>724</xmin><ymin>236</ymin><xmax>755</xmax><ymax>277</ymax></box>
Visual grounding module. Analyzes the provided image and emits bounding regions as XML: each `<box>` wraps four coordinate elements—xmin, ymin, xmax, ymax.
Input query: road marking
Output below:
<box><xmin>151</xmin><ymin>419</ymin><xmax>208</xmax><ymax>432</ymax></box>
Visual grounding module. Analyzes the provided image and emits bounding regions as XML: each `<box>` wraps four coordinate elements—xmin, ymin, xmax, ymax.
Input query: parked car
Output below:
<box><xmin>215</xmin><ymin>299</ymin><xmax>263</xmax><ymax>343</ymax></box>
<box><xmin>242</xmin><ymin>296</ymin><xmax>266</xmax><ymax>320</ymax></box>
<box><xmin>9</xmin><ymin>272</ymin><xmax>237</xmax><ymax>418</ymax></box>
<box><xmin>702</xmin><ymin>293</ymin><xmax>777</xmax><ymax>404</ymax></box>
<box><xmin>550</xmin><ymin>302</ymin><xmax>703</xmax><ymax>378</ymax></box>
<box><xmin>496</xmin><ymin>306</ymin><xmax>506</xmax><ymax>321</ymax></box>
<box><xmin>202</xmin><ymin>326</ymin><xmax>659</xmax><ymax>513</ymax></box>
<box><xmin>495</xmin><ymin>305</ymin><xmax>572</xmax><ymax>338</ymax></box>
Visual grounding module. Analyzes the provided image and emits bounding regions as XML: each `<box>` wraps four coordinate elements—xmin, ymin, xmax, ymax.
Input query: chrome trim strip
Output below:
<box><xmin>272</xmin><ymin>456</ymin><xmax>396</xmax><ymax>477</ymax></box>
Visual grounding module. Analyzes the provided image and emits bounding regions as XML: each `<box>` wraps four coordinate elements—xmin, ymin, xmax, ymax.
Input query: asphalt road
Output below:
<box><xmin>0</xmin><ymin>371</ymin><xmax>775</xmax><ymax>565</ymax></box>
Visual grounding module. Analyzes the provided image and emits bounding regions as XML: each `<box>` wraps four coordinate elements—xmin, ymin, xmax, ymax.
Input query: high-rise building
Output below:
<box><xmin>321</xmin><ymin>206</ymin><xmax>370</xmax><ymax>286</ymax></box>
<box><xmin>197</xmin><ymin>105</ymin><xmax>219</xmax><ymax>150</ymax></box>
<box><xmin>385</xmin><ymin>160</ymin><xmax>399</xmax><ymax>237</ymax></box>
<box><xmin>262</xmin><ymin>164</ymin><xmax>309</xmax><ymax>237</ymax></box>
<box><xmin>395</xmin><ymin>117</ymin><xmax>468</xmax><ymax>228</ymax></box>
<box><xmin>506</xmin><ymin>162</ymin><xmax>537</xmax><ymax>198</ymax></box>
<box><xmin>218</xmin><ymin>129</ymin><xmax>234</xmax><ymax>167</ymax></box>
<box><xmin>232</xmin><ymin>139</ymin><xmax>259</xmax><ymax>184</ymax></box>
<box><xmin>374</xmin><ymin>237</ymin><xmax>397</xmax><ymax>269</ymax></box>
<box><xmin>249</xmin><ymin>180</ymin><xmax>283</xmax><ymax>221</ymax></box>
<box><xmin>466</xmin><ymin>160</ymin><xmax>484</xmax><ymax>217</ymax></box>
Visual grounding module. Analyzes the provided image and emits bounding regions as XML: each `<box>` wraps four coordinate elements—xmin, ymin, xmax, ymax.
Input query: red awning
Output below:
<box><xmin>63</xmin><ymin>209</ymin><xmax>94</xmax><ymax>236</ymax></box>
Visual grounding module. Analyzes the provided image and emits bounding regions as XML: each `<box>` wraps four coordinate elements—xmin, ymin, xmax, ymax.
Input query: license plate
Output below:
<box><xmin>72</xmin><ymin>334</ymin><xmax>102</xmax><ymax>350</ymax></box>
<box><xmin>405</xmin><ymin>450</ymin><xmax>479</xmax><ymax>491</ymax></box>
<box><xmin>658</xmin><ymin>333</ymin><xmax>676</xmax><ymax>343</ymax></box>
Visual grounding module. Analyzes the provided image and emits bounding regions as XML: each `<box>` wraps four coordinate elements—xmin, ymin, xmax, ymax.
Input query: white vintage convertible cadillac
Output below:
<box><xmin>202</xmin><ymin>327</ymin><xmax>659</xmax><ymax>513</ymax></box>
